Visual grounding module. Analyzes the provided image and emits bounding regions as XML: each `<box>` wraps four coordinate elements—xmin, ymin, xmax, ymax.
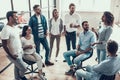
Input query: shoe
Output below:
<box><xmin>55</xmin><ymin>57</ymin><xmax>59</xmax><ymax>62</ymax></box>
<box><xmin>42</xmin><ymin>63</ymin><xmax>45</xmax><ymax>67</ymax></box>
<box><xmin>45</xmin><ymin>61</ymin><xmax>54</xmax><ymax>66</ymax></box>
<box><xmin>63</xmin><ymin>60</ymin><xmax>66</xmax><ymax>62</ymax></box>
<box><xmin>20</xmin><ymin>76</ymin><xmax>27</xmax><ymax>80</ymax></box>
<box><xmin>65</xmin><ymin>69</ymin><xmax>74</xmax><ymax>75</ymax></box>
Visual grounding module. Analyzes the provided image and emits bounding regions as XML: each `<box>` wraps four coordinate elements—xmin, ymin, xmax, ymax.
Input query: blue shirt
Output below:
<box><xmin>91</xmin><ymin>55</ymin><xmax>120</xmax><ymax>80</ymax></box>
<box><xmin>78</xmin><ymin>30</ymin><xmax>96</xmax><ymax>50</ymax></box>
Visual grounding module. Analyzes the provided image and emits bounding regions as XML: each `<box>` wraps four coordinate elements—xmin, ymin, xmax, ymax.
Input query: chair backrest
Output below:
<box><xmin>99</xmin><ymin>74</ymin><xmax>115</xmax><ymax>80</ymax></box>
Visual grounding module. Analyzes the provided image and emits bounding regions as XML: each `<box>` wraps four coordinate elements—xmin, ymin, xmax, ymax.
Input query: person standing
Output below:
<box><xmin>92</xmin><ymin>11</ymin><xmax>114</xmax><ymax>63</ymax></box>
<box><xmin>29</xmin><ymin>5</ymin><xmax>54</xmax><ymax>66</ymax></box>
<box><xmin>1</xmin><ymin>11</ymin><xmax>27</xmax><ymax>80</ymax></box>
<box><xmin>63</xmin><ymin>3</ymin><xmax>81</xmax><ymax>62</ymax></box>
<box><xmin>49</xmin><ymin>9</ymin><xmax>63</xmax><ymax>61</ymax></box>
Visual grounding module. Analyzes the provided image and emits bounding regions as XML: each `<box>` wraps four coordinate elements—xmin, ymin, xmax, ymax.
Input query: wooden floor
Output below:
<box><xmin>0</xmin><ymin>36</ymin><xmax>120</xmax><ymax>80</ymax></box>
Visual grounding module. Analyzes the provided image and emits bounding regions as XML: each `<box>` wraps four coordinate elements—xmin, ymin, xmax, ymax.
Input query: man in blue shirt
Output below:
<box><xmin>76</xmin><ymin>40</ymin><xmax>120</xmax><ymax>80</ymax></box>
<box><xmin>63</xmin><ymin>21</ymin><xmax>96</xmax><ymax>75</ymax></box>
<box><xmin>29</xmin><ymin>5</ymin><xmax>54</xmax><ymax>66</ymax></box>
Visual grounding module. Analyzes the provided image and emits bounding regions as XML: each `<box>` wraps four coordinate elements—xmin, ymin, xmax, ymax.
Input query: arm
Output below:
<box><xmin>93</xmin><ymin>61</ymin><xmax>107</xmax><ymax>74</ymax></box>
<box><xmin>43</xmin><ymin>16</ymin><xmax>48</xmax><ymax>36</ymax></box>
<box><xmin>29</xmin><ymin>17</ymin><xmax>33</xmax><ymax>30</ymax></box>
<box><xmin>70</xmin><ymin>14</ymin><xmax>81</xmax><ymax>28</ymax></box>
<box><xmin>49</xmin><ymin>19</ymin><xmax>52</xmax><ymax>34</ymax></box>
<box><xmin>2</xmin><ymin>40</ymin><xmax>18</xmax><ymax>60</ymax></box>
<box><xmin>70</xmin><ymin>24</ymin><xmax>80</xmax><ymax>28</ymax></box>
<box><xmin>22</xmin><ymin>45</ymin><xmax>33</xmax><ymax>50</ymax></box>
<box><xmin>60</xmin><ymin>19</ymin><xmax>64</xmax><ymax>34</ymax></box>
<box><xmin>92</xmin><ymin>28</ymin><xmax>112</xmax><ymax>46</ymax></box>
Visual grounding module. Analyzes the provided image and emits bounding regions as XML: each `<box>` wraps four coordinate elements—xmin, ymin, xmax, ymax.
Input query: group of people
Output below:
<box><xmin>1</xmin><ymin>2</ymin><xmax>120</xmax><ymax>80</ymax></box>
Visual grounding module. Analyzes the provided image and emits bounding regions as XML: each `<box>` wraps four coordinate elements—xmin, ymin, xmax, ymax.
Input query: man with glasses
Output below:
<box><xmin>29</xmin><ymin>5</ymin><xmax>54</xmax><ymax>66</ymax></box>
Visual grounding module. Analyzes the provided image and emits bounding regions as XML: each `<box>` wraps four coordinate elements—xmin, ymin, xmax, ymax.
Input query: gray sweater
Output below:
<box><xmin>97</xmin><ymin>26</ymin><xmax>113</xmax><ymax>49</ymax></box>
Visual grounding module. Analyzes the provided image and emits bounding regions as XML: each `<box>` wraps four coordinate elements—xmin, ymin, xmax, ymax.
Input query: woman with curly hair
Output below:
<box><xmin>92</xmin><ymin>11</ymin><xmax>114</xmax><ymax>63</ymax></box>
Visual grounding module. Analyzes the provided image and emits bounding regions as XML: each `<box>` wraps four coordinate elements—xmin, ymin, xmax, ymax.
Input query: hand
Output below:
<box><xmin>12</xmin><ymin>54</ymin><xmax>18</xmax><ymax>60</ymax></box>
<box><xmin>61</xmin><ymin>32</ymin><xmax>66</xmax><ymax>36</ymax></box>
<box><xmin>70</xmin><ymin>23</ymin><xmax>73</xmax><ymax>28</ymax></box>
<box><xmin>76</xmin><ymin>51</ymin><xmax>82</xmax><ymax>56</ymax></box>
<box><xmin>91</xmin><ymin>43</ymin><xmax>96</xmax><ymax>46</ymax></box>
<box><xmin>28</xmin><ymin>45</ymin><xmax>33</xmax><ymax>49</ymax></box>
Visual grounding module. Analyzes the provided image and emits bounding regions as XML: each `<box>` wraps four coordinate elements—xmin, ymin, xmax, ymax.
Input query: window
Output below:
<box><xmin>94</xmin><ymin>0</ymin><xmax>111</xmax><ymax>12</ymax></box>
<box><xmin>0</xmin><ymin>0</ymin><xmax>11</xmax><ymax>17</ymax></box>
<box><xmin>60</xmin><ymin>0</ymin><xmax>111</xmax><ymax>12</ymax></box>
<box><xmin>30</xmin><ymin>0</ymin><xmax>40</xmax><ymax>15</ymax></box>
<box><xmin>13</xmin><ymin>0</ymin><xmax>29</xmax><ymax>11</ymax></box>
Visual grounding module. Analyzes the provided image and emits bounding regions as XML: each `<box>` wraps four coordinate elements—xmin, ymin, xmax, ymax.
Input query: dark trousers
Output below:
<box><xmin>34</xmin><ymin>37</ymin><xmax>50</xmax><ymax>62</ymax></box>
<box><xmin>65</xmin><ymin>31</ymin><xmax>76</xmax><ymax>51</ymax></box>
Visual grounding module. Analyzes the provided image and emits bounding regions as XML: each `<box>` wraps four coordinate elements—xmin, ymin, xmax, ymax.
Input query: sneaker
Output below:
<box><xmin>55</xmin><ymin>57</ymin><xmax>59</xmax><ymax>62</ymax></box>
<box><xmin>65</xmin><ymin>69</ymin><xmax>74</xmax><ymax>75</ymax></box>
<box><xmin>63</xmin><ymin>60</ymin><xmax>66</xmax><ymax>62</ymax></box>
<box><xmin>42</xmin><ymin>63</ymin><xmax>45</xmax><ymax>67</ymax></box>
<box><xmin>45</xmin><ymin>61</ymin><xmax>54</xmax><ymax>66</ymax></box>
<box><xmin>20</xmin><ymin>76</ymin><xmax>27</xmax><ymax>80</ymax></box>
<box><xmin>39</xmin><ymin>74</ymin><xmax>47</xmax><ymax>80</ymax></box>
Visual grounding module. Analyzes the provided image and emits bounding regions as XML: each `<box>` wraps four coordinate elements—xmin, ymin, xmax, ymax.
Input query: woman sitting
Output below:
<box><xmin>21</xmin><ymin>25</ymin><xmax>46</xmax><ymax>80</ymax></box>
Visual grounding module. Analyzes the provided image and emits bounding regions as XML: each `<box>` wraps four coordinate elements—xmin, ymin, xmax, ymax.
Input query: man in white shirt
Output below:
<box><xmin>1</xmin><ymin>11</ymin><xmax>27</xmax><ymax>80</ymax></box>
<box><xmin>63</xmin><ymin>3</ymin><xmax>81</xmax><ymax>62</ymax></box>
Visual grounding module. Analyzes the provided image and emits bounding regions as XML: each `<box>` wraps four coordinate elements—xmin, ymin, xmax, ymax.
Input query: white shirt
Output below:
<box><xmin>51</xmin><ymin>18</ymin><xmax>60</xmax><ymax>35</ymax></box>
<box><xmin>1</xmin><ymin>25</ymin><xmax>23</xmax><ymax>54</ymax></box>
<box><xmin>37</xmin><ymin>15</ymin><xmax>41</xmax><ymax>24</ymax></box>
<box><xmin>21</xmin><ymin>35</ymin><xmax>36</xmax><ymax>54</ymax></box>
<box><xmin>64</xmin><ymin>12</ymin><xmax>81</xmax><ymax>32</ymax></box>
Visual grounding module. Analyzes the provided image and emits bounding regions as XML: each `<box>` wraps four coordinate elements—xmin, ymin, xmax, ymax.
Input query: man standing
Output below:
<box><xmin>64</xmin><ymin>3</ymin><xmax>81</xmax><ymax>51</ymax></box>
<box><xmin>29</xmin><ymin>5</ymin><xmax>54</xmax><ymax>66</ymax></box>
<box><xmin>1</xmin><ymin>11</ymin><xmax>27</xmax><ymax>80</ymax></box>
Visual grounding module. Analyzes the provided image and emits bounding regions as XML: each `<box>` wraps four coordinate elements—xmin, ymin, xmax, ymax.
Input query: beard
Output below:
<box><xmin>36</xmin><ymin>12</ymin><xmax>41</xmax><ymax>15</ymax></box>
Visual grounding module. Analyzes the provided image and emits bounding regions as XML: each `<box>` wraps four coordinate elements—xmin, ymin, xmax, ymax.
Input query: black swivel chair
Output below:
<box><xmin>99</xmin><ymin>74</ymin><xmax>115</xmax><ymax>80</ymax></box>
<box><xmin>22</xmin><ymin>58</ymin><xmax>38</xmax><ymax>75</ymax></box>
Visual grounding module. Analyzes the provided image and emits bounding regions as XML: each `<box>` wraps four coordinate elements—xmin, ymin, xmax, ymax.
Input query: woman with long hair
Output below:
<box><xmin>92</xmin><ymin>11</ymin><xmax>114</xmax><ymax>63</ymax></box>
<box><xmin>21</xmin><ymin>25</ymin><xmax>46</xmax><ymax>80</ymax></box>
<box><xmin>49</xmin><ymin>9</ymin><xmax>63</xmax><ymax>61</ymax></box>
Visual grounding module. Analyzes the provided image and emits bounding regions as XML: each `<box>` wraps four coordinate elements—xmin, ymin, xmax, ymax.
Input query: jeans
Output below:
<box><xmin>76</xmin><ymin>65</ymin><xmax>93</xmax><ymax>80</ymax></box>
<box><xmin>7</xmin><ymin>52</ymin><xmax>27</xmax><ymax>80</ymax></box>
<box><xmin>63</xmin><ymin>50</ymin><xmax>92</xmax><ymax>66</ymax></box>
<box><xmin>34</xmin><ymin>37</ymin><xmax>50</xmax><ymax>62</ymax></box>
<box><xmin>97</xmin><ymin>49</ymin><xmax>106</xmax><ymax>63</ymax></box>
<box><xmin>65</xmin><ymin>31</ymin><xmax>76</xmax><ymax>51</ymax></box>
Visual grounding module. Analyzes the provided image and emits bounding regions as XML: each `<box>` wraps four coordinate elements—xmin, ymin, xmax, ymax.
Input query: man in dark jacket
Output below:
<box><xmin>29</xmin><ymin>5</ymin><xmax>54</xmax><ymax>66</ymax></box>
